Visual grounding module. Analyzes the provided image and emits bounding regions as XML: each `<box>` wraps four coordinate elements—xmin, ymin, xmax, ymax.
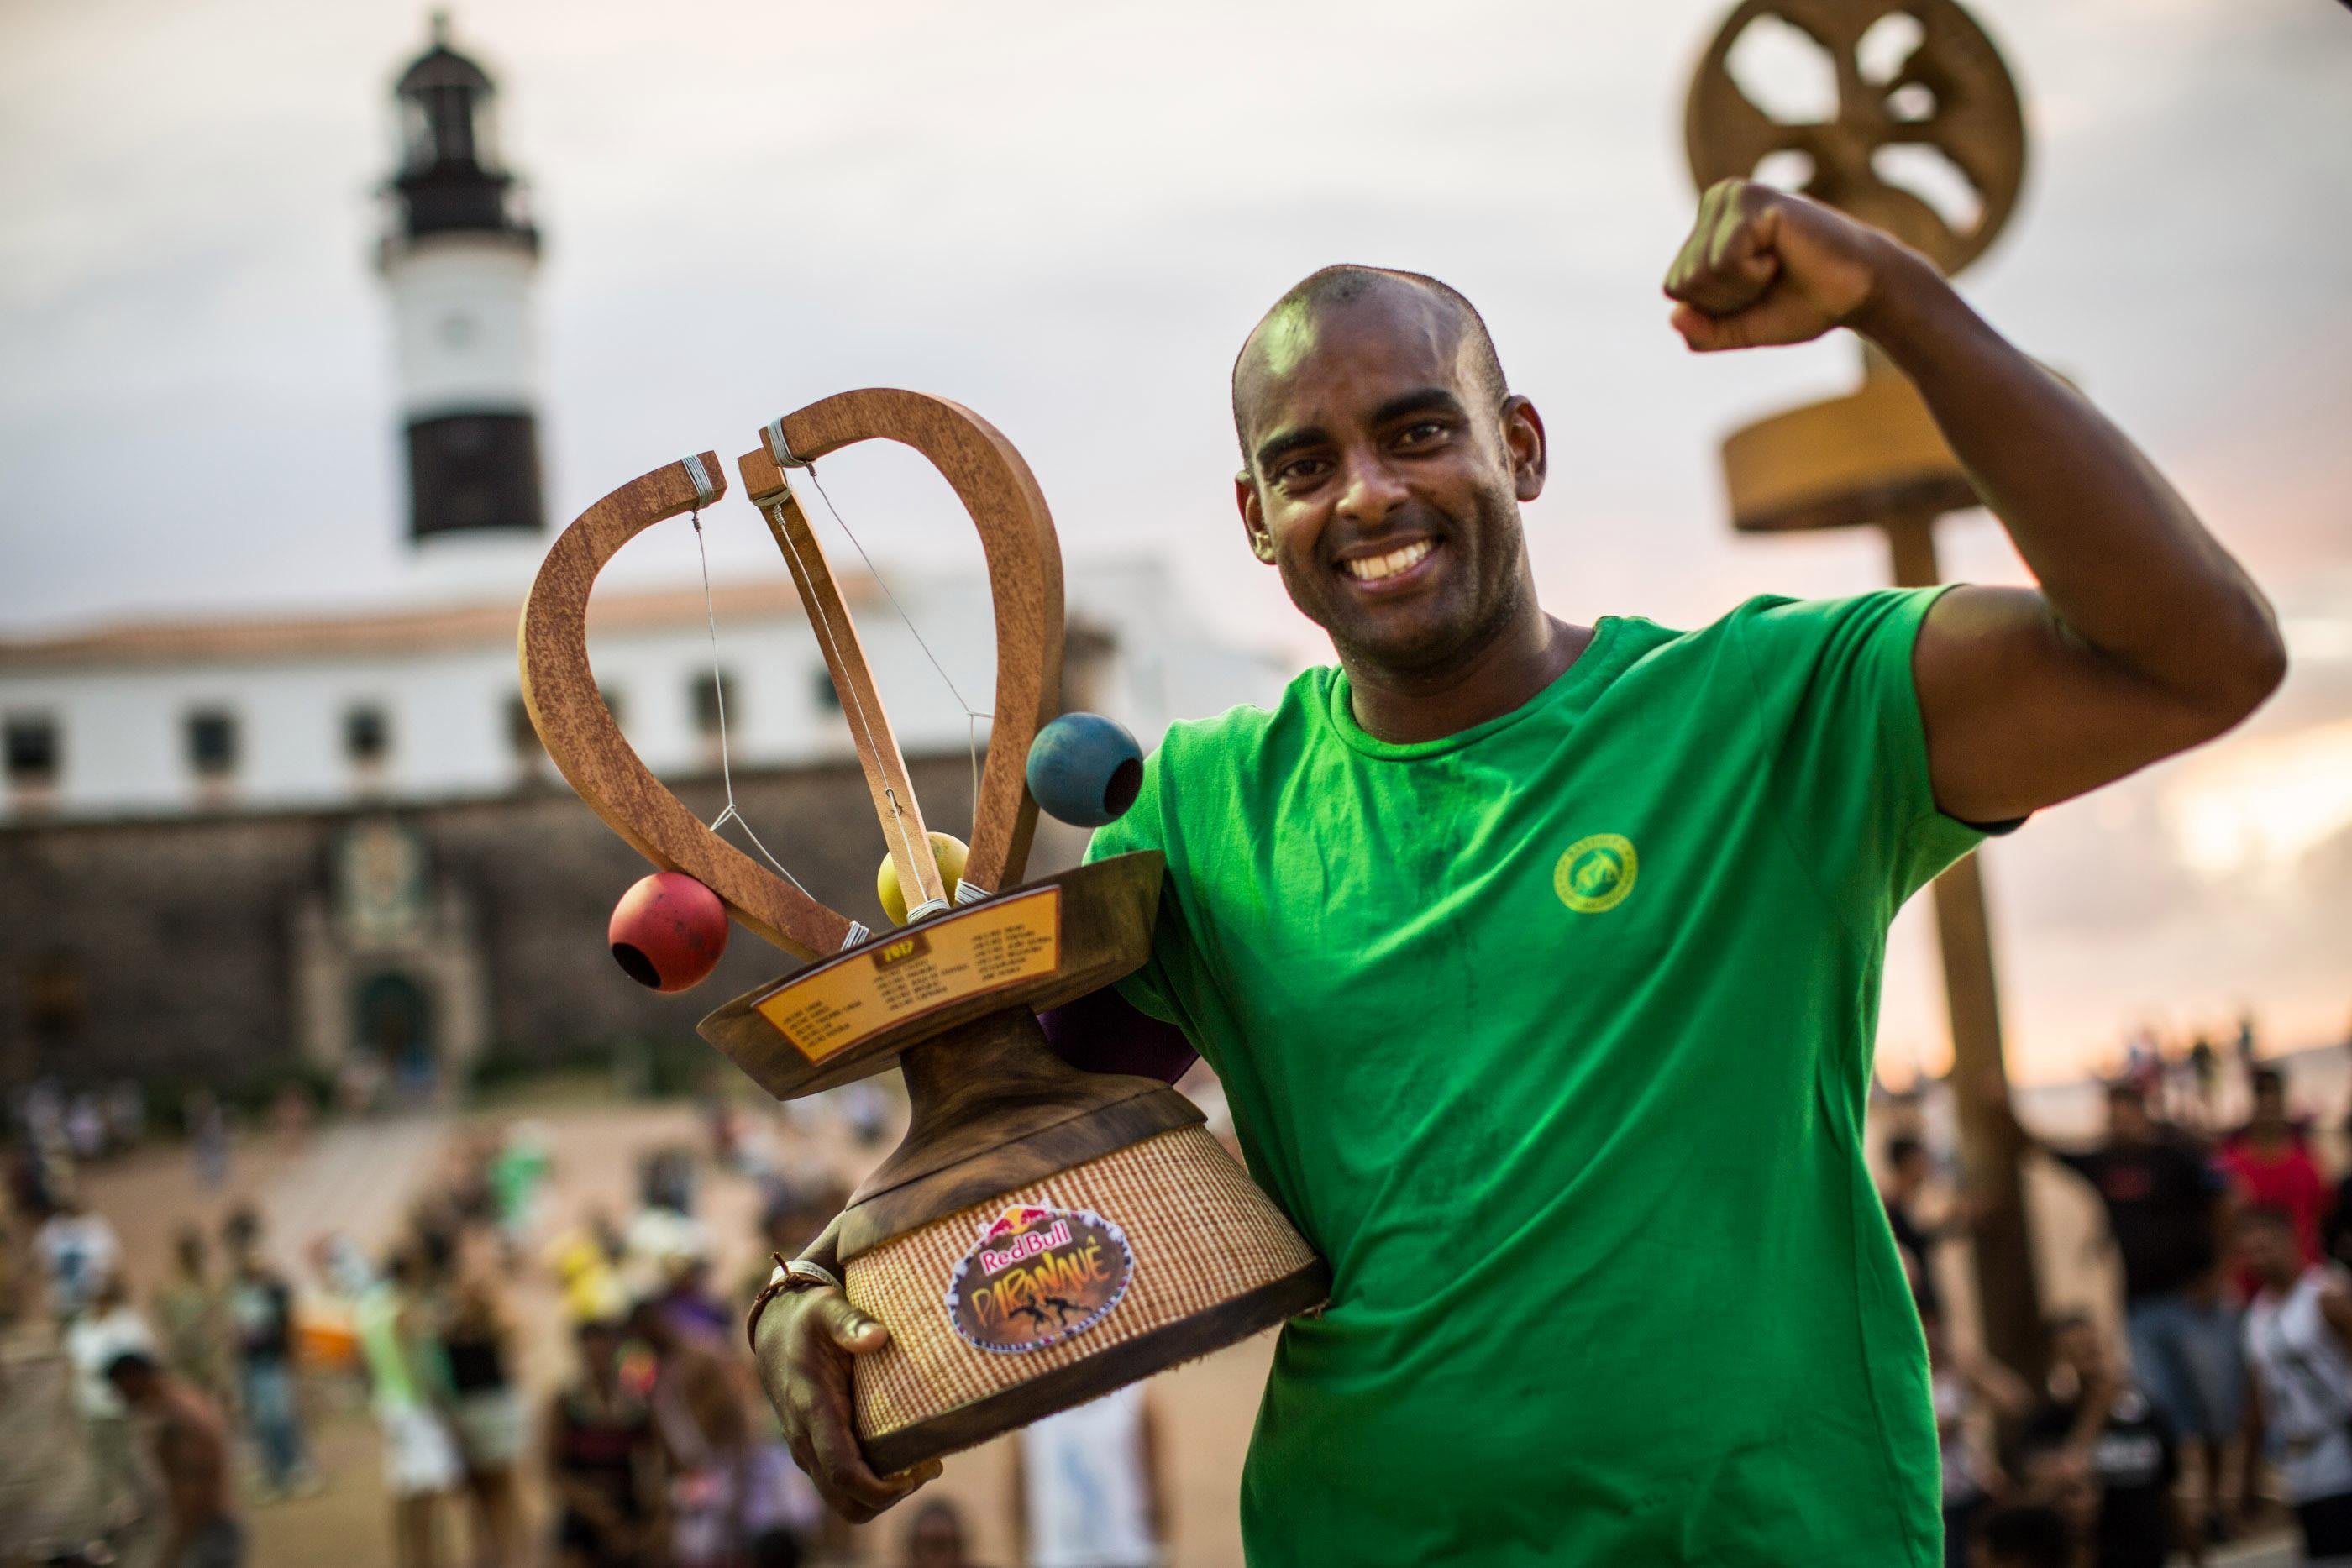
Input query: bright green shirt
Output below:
<box><xmin>1086</xmin><ymin>588</ymin><xmax>1994</xmax><ymax>1566</ymax></box>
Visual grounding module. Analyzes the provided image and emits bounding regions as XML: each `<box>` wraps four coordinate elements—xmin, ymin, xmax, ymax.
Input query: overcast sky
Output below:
<box><xmin>3</xmin><ymin>0</ymin><xmax>2348</xmax><ymax>1083</ymax></box>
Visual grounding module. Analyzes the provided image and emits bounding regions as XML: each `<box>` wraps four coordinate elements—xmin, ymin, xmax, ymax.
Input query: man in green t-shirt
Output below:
<box><xmin>755</xmin><ymin>180</ymin><xmax>2286</xmax><ymax>1564</ymax></box>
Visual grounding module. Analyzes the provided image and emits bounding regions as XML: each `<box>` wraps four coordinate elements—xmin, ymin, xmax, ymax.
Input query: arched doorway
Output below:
<box><xmin>355</xmin><ymin>972</ymin><xmax>435</xmax><ymax>1093</ymax></box>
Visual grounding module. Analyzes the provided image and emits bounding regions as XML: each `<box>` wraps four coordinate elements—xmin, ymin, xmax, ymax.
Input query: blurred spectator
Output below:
<box><xmin>2007</xmin><ymin>1081</ymin><xmax>2239</xmax><ymax>1528</ymax></box>
<box><xmin>905</xmin><ymin>1498</ymin><xmax>990</xmax><ymax>1568</ymax></box>
<box><xmin>2328</xmin><ymin>1101</ymin><xmax>2352</xmax><ymax>1274</ymax></box>
<box><xmin>66</xmin><ymin>1092</ymin><xmax>106</xmax><ymax>1162</ymax></box>
<box><xmin>2021</xmin><ymin>1314</ymin><xmax>2186</xmax><ymax>1568</ymax></box>
<box><xmin>442</xmin><ymin>1228</ymin><xmax>525</xmax><ymax>1568</ymax></box>
<box><xmin>1882</xmin><ymin>1135</ymin><xmax>1952</xmax><ymax>1318</ymax></box>
<box><xmin>487</xmin><ymin>1121</ymin><xmax>553</xmax><ymax>1246</ymax></box>
<box><xmin>223</xmin><ymin>1206</ymin><xmax>316</xmax><ymax>1498</ymax></box>
<box><xmin>37</xmin><ymin>1188</ymin><xmax>122</xmax><ymax>1321</ymax></box>
<box><xmin>2218</xmin><ymin>1067</ymin><xmax>2328</xmax><ymax>1298</ymax></box>
<box><xmin>107</xmin><ymin>1349</ymin><xmax>244</xmax><ymax>1568</ymax></box>
<box><xmin>105</xmin><ymin>1080</ymin><xmax>145</xmax><ymax>1150</ymax></box>
<box><xmin>548</xmin><ymin>1317</ymin><xmax>664</xmax><ymax>1568</ymax></box>
<box><xmin>2186</xmin><ymin>1038</ymin><xmax>2219</xmax><ymax>1130</ymax></box>
<box><xmin>626</xmin><ymin>1294</ymin><xmax>796</xmax><ymax>1568</ymax></box>
<box><xmin>1973</xmin><ymin>1502</ymin><xmax>2078</xmax><ymax>1568</ymax></box>
<box><xmin>2238</xmin><ymin>1204</ymin><xmax>2352</xmax><ymax>1563</ymax></box>
<box><xmin>269</xmin><ymin>1083</ymin><xmax>314</xmax><ymax>1151</ymax></box>
<box><xmin>154</xmin><ymin>1225</ymin><xmax>231</xmax><ymax>1408</ymax></box>
<box><xmin>1926</xmin><ymin>1307</ymin><xmax>2034</xmax><ymax>1567</ymax></box>
<box><xmin>1011</xmin><ymin>1385</ymin><xmax>1166</xmax><ymax>1568</ymax></box>
<box><xmin>66</xmin><ymin>1272</ymin><xmax>156</xmax><ymax>1526</ymax></box>
<box><xmin>356</xmin><ymin>1242</ymin><xmax>463</xmax><ymax>1568</ymax></box>
<box><xmin>186</xmin><ymin>1089</ymin><xmax>229</xmax><ymax>1191</ymax></box>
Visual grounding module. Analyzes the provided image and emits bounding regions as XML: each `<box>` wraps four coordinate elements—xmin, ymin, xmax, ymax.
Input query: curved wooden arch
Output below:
<box><xmin>517</xmin><ymin>454</ymin><xmax>855</xmax><ymax>962</ymax></box>
<box><xmin>738</xmin><ymin>389</ymin><xmax>1064</xmax><ymax>905</ymax></box>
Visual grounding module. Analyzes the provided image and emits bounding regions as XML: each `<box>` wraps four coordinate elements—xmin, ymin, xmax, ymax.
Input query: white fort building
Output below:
<box><xmin>0</xmin><ymin>20</ymin><xmax>1273</xmax><ymax>1093</ymax></box>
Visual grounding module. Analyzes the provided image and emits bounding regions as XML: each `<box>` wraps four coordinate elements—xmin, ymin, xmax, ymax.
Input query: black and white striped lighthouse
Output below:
<box><xmin>381</xmin><ymin>13</ymin><xmax>544</xmax><ymax>552</ymax></box>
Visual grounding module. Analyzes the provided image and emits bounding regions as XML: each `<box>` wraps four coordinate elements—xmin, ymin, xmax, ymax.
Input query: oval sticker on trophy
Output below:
<box><xmin>944</xmin><ymin>1205</ymin><xmax>1135</xmax><ymax>1355</ymax></box>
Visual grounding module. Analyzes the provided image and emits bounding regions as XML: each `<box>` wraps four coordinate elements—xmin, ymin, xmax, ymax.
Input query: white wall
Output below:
<box><xmin>0</xmin><ymin>559</ymin><xmax>1290</xmax><ymax>823</ymax></box>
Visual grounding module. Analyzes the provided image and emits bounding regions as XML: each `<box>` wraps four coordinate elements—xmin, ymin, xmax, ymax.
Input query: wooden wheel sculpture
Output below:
<box><xmin>1686</xmin><ymin>0</ymin><xmax>2025</xmax><ymax>276</ymax></box>
<box><xmin>517</xmin><ymin>391</ymin><xmax>1329</xmax><ymax>1472</ymax></box>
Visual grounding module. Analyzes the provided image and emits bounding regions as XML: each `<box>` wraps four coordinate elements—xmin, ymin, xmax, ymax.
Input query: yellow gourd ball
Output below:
<box><xmin>876</xmin><ymin>832</ymin><xmax>969</xmax><ymax>925</ymax></box>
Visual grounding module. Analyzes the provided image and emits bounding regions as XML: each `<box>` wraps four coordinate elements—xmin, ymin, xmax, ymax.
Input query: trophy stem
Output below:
<box><xmin>836</xmin><ymin>1007</ymin><xmax>1204</xmax><ymax>1261</ymax></box>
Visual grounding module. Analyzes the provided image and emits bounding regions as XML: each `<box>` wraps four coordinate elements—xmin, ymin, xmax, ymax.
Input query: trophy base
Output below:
<box><xmin>847</xmin><ymin>1122</ymin><xmax>1329</xmax><ymax>1473</ymax></box>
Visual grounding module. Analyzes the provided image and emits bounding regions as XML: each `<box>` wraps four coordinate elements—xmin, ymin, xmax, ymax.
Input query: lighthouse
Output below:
<box><xmin>380</xmin><ymin>13</ymin><xmax>545</xmax><ymax>576</ymax></box>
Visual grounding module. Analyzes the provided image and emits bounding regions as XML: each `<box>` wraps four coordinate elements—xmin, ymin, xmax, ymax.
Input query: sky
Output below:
<box><xmin>2</xmin><ymin>0</ymin><xmax>2348</xmax><ymax>1083</ymax></box>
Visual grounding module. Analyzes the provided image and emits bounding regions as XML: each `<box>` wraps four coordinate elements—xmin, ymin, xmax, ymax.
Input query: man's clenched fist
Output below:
<box><xmin>1662</xmin><ymin>178</ymin><xmax>1919</xmax><ymax>352</ymax></box>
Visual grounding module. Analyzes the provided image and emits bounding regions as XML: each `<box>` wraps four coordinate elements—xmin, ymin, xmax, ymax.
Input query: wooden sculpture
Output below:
<box><xmin>517</xmin><ymin>390</ymin><xmax>1329</xmax><ymax>1471</ymax></box>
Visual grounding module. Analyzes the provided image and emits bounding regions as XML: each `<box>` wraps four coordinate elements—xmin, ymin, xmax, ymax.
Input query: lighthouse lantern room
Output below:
<box><xmin>381</xmin><ymin>12</ymin><xmax>546</xmax><ymax>558</ymax></box>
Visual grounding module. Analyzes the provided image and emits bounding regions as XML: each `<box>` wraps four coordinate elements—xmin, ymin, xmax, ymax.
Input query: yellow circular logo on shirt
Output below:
<box><xmin>1555</xmin><ymin>834</ymin><xmax>1638</xmax><ymax>913</ymax></box>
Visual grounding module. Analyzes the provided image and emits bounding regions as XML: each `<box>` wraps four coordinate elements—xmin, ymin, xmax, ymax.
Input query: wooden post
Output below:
<box><xmin>1886</xmin><ymin>512</ymin><xmax>2042</xmax><ymax>1379</ymax></box>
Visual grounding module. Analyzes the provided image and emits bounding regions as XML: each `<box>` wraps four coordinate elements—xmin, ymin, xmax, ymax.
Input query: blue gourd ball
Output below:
<box><xmin>1026</xmin><ymin>712</ymin><xmax>1144</xmax><ymax>827</ymax></box>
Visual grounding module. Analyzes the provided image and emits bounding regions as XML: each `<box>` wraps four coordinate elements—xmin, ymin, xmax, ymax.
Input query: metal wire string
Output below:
<box><xmin>690</xmin><ymin>506</ymin><xmax>817</xmax><ymax>902</ymax></box>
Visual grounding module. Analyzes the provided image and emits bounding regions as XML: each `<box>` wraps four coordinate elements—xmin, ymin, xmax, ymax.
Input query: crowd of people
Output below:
<box><xmin>1883</xmin><ymin>1023</ymin><xmax>2352</xmax><ymax>1568</ymax></box>
<box><xmin>2</xmin><ymin>1080</ymin><xmax>1173</xmax><ymax>1568</ymax></box>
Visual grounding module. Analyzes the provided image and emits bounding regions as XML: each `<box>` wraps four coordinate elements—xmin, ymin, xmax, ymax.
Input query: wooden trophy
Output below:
<box><xmin>517</xmin><ymin>389</ymin><xmax>1328</xmax><ymax>1472</ymax></box>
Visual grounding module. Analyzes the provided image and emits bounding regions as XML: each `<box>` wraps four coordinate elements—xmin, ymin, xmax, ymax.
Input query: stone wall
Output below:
<box><xmin>0</xmin><ymin>754</ymin><xmax>1018</xmax><ymax>1092</ymax></box>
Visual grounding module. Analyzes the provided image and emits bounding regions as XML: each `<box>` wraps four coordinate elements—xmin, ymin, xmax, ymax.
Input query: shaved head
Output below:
<box><xmin>1232</xmin><ymin>265</ymin><xmax>1508</xmax><ymax>470</ymax></box>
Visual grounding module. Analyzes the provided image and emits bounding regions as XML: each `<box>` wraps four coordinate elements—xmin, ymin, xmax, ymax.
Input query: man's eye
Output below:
<box><xmin>1397</xmin><ymin>421</ymin><xmax>1447</xmax><ymax>447</ymax></box>
<box><xmin>1278</xmin><ymin>459</ymin><xmax>1330</xmax><ymax>484</ymax></box>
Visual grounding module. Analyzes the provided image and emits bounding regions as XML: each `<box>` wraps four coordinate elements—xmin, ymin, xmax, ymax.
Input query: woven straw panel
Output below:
<box><xmin>848</xmin><ymin>1125</ymin><xmax>1318</xmax><ymax>1442</ymax></box>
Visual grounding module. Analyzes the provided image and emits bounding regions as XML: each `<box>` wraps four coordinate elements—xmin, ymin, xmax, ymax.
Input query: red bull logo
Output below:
<box><xmin>983</xmin><ymin>1205</ymin><xmax>1056</xmax><ymax>1241</ymax></box>
<box><xmin>944</xmin><ymin>1204</ymin><xmax>1135</xmax><ymax>1356</ymax></box>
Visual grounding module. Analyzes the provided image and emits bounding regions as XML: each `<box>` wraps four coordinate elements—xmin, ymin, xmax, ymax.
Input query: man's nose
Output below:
<box><xmin>1333</xmin><ymin>450</ymin><xmax>1410</xmax><ymax>527</ymax></box>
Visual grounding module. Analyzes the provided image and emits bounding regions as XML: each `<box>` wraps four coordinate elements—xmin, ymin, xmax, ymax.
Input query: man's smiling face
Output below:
<box><xmin>1233</xmin><ymin>273</ymin><xmax>1546</xmax><ymax>679</ymax></box>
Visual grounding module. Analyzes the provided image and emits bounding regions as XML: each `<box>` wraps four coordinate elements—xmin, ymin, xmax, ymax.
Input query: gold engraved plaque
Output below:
<box><xmin>753</xmin><ymin>888</ymin><xmax>1063</xmax><ymax>1063</ymax></box>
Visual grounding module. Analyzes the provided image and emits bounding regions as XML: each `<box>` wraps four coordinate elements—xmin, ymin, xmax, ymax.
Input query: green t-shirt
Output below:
<box><xmin>1085</xmin><ymin>588</ymin><xmax>1993</xmax><ymax>1566</ymax></box>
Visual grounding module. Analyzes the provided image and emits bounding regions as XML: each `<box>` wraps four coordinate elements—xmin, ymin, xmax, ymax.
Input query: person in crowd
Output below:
<box><xmin>36</xmin><ymin>1187</ymin><xmax>122</xmax><ymax>1321</ymax></box>
<box><xmin>905</xmin><ymin>1497</ymin><xmax>988</xmax><ymax>1568</ymax></box>
<box><xmin>154</xmin><ymin>1225</ymin><xmax>231</xmax><ymax>1408</ymax></box>
<box><xmin>440</xmin><ymin>1226</ymin><xmax>525</xmax><ymax>1568</ymax></box>
<box><xmin>486</xmin><ymin>1121</ymin><xmax>554</xmax><ymax>1250</ymax></box>
<box><xmin>2186</xmin><ymin>1038</ymin><xmax>2220</xmax><ymax>1131</ymax></box>
<box><xmin>2218</xmin><ymin>1067</ymin><xmax>2329</xmax><ymax>1299</ymax></box>
<box><xmin>221</xmin><ymin>1206</ymin><xmax>316</xmax><ymax>1498</ymax></box>
<box><xmin>106</xmin><ymin>1349</ymin><xmax>244</xmax><ymax>1568</ymax></box>
<box><xmin>186</xmin><ymin>1089</ymin><xmax>229</xmax><ymax>1191</ymax></box>
<box><xmin>628</xmin><ymin>1293</ymin><xmax>761</xmax><ymax>1568</ymax></box>
<box><xmin>66</xmin><ymin>1271</ymin><xmax>158</xmax><ymax>1526</ymax></box>
<box><xmin>2022</xmin><ymin>1313</ymin><xmax>2189</xmax><ymax>1568</ymax></box>
<box><xmin>2327</xmin><ymin>1099</ymin><xmax>2352</xmax><ymax>1275</ymax></box>
<box><xmin>1882</xmin><ymin>1135</ymin><xmax>1957</xmax><ymax>1317</ymax></box>
<box><xmin>1925</xmin><ymin>1307</ymin><xmax>2034</xmax><ymax>1567</ymax></box>
<box><xmin>1010</xmin><ymin>1384</ymin><xmax>1167</xmax><ymax>1568</ymax></box>
<box><xmin>2238</xmin><ymin>1204</ymin><xmax>2352</xmax><ymax>1563</ymax></box>
<box><xmin>548</xmin><ymin>1316</ymin><xmax>666</xmax><ymax>1568</ymax></box>
<box><xmin>104</xmin><ymin>1081</ymin><xmax>145</xmax><ymax>1150</ymax></box>
<box><xmin>358</xmin><ymin>1241</ymin><xmax>464</xmax><ymax>1568</ymax></box>
<box><xmin>1984</xmin><ymin>1479</ymin><xmax>2092</xmax><ymax>1568</ymax></box>
<box><xmin>2002</xmin><ymin>1080</ymin><xmax>2241</xmax><ymax>1534</ymax></box>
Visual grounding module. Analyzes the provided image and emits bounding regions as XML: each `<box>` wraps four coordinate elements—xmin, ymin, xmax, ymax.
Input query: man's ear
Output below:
<box><xmin>1235</xmin><ymin>471</ymin><xmax>1276</xmax><ymax>564</ymax></box>
<box><xmin>1501</xmin><ymin>396</ymin><xmax>1547</xmax><ymax>503</ymax></box>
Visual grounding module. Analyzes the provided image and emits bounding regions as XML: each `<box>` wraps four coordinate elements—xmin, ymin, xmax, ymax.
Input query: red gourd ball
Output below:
<box><xmin>608</xmin><ymin>872</ymin><xmax>728</xmax><ymax>993</ymax></box>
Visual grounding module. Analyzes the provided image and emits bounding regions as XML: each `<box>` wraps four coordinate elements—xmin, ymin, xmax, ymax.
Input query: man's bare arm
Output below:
<box><xmin>1666</xmin><ymin>180</ymin><xmax>2286</xmax><ymax>825</ymax></box>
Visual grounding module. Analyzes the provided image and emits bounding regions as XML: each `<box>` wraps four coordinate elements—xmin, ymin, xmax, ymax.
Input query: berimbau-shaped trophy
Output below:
<box><xmin>517</xmin><ymin>389</ymin><xmax>1328</xmax><ymax>1471</ymax></box>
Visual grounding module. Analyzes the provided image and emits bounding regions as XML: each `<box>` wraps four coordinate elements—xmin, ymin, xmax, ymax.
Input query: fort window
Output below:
<box><xmin>691</xmin><ymin>671</ymin><xmax>738</xmax><ymax>739</ymax></box>
<box><xmin>186</xmin><ymin>709</ymin><xmax>240</xmax><ymax>778</ymax></box>
<box><xmin>5</xmin><ymin>715</ymin><xmax>59</xmax><ymax>788</ymax></box>
<box><xmin>345</xmin><ymin>705</ymin><xmax>391</xmax><ymax>764</ymax></box>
